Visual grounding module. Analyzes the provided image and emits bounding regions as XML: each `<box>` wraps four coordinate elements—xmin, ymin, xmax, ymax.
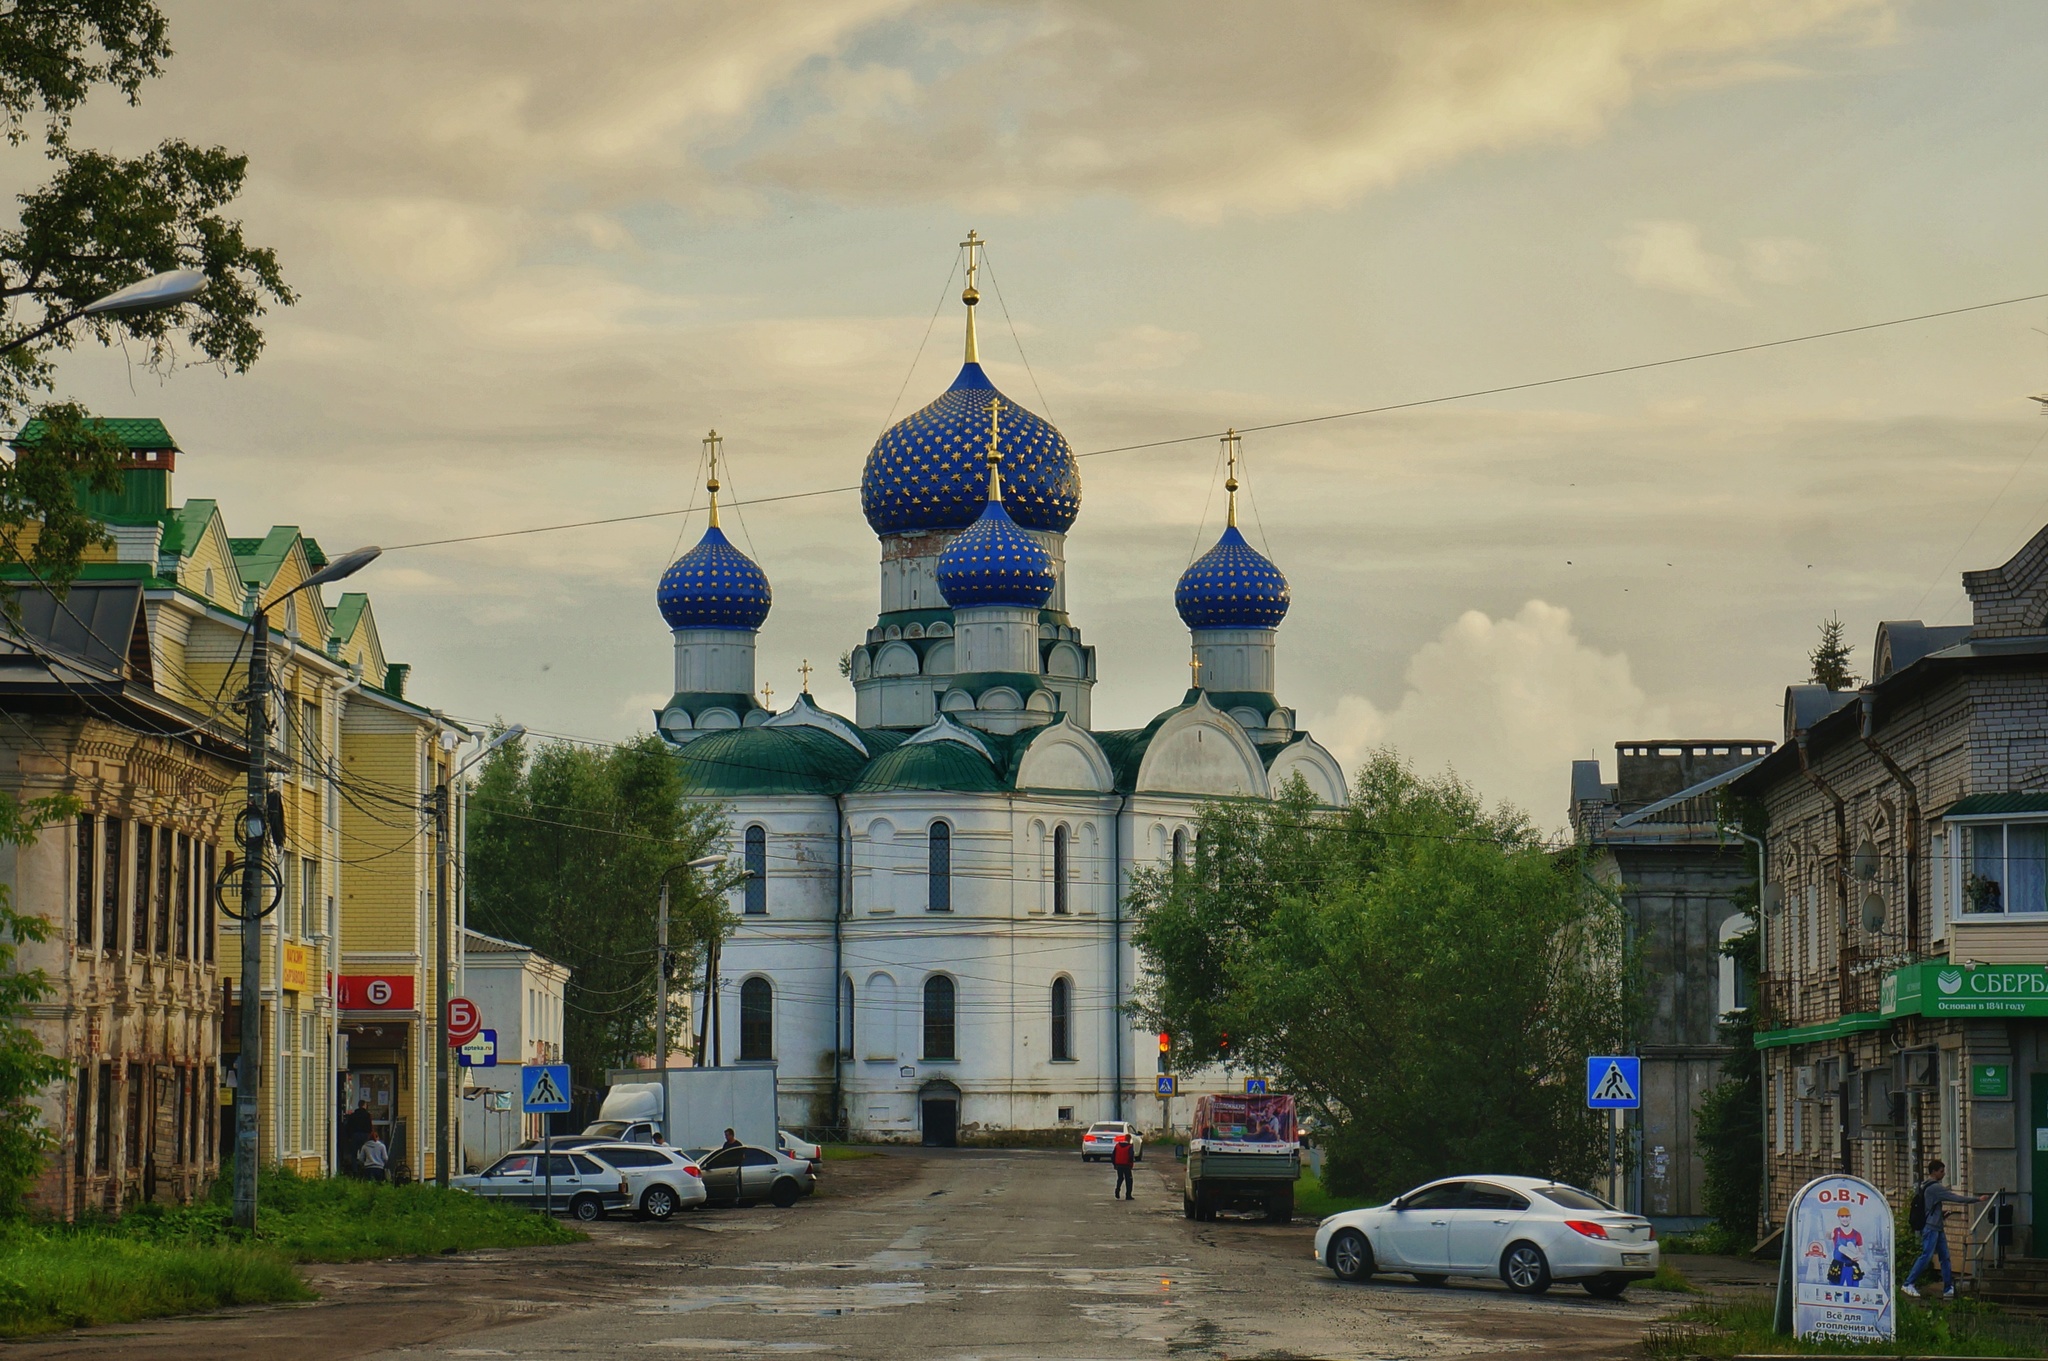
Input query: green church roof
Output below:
<box><xmin>852</xmin><ymin>737</ymin><xmax>1005</xmax><ymax>794</ymax></box>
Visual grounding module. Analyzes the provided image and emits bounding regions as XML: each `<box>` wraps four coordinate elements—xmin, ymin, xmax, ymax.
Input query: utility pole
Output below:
<box><xmin>656</xmin><ymin>878</ymin><xmax>669</xmax><ymax>1137</ymax></box>
<box><xmin>233</xmin><ymin>606</ymin><xmax>270</xmax><ymax>1231</ymax></box>
<box><xmin>432</xmin><ymin>779</ymin><xmax>451</xmax><ymax>1186</ymax></box>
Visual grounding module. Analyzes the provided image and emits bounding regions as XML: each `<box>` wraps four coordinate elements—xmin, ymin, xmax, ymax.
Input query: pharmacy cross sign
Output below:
<box><xmin>1586</xmin><ymin>1055</ymin><xmax>1641</xmax><ymax>1110</ymax></box>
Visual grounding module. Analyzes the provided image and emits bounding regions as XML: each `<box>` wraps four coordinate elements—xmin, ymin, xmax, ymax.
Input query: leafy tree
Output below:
<box><xmin>465</xmin><ymin>735</ymin><xmax>731</xmax><ymax>1087</ymax></box>
<box><xmin>1695</xmin><ymin>925</ymin><xmax>1761</xmax><ymax>1246</ymax></box>
<box><xmin>1130</xmin><ymin>753</ymin><xmax>1630</xmax><ymax>1201</ymax></box>
<box><xmin>1810</xmin><ymin>613</ymin><xmax>1857</xmax><ymax>691</ymax></box>
<box><xmin>0</xmin><ymin>792</ymin><xmax>76</xmax><ymax>1213</ymax></box>
<box><xmin>0</xmin><ymin>1</ymin><xmax>291</xmax><ymax>591</ymax></box>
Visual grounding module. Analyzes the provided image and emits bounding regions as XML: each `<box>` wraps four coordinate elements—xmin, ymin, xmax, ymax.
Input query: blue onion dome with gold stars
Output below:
<box><xmin>657</xmin><ymin>523</ymin><xmax>772</xmax><ymax>630</ymax></box>
<box><xmin>862</xmin><ymin>361</ymin><xmax>1081</xmax><ymax>536</ymax></box>
<box><xmin>1176</xmin><ymin>528</ymin><xmax>1290</xmax><ymax>630</ymax></box>
<box><xmin>936</xmin><ymin>495</ymin><xmax>1055</xmax><ymax>609</ymax></box>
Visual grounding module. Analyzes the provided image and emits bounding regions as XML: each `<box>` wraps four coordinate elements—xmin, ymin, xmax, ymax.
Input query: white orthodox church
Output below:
<box><xmin>655</xmin><ymin>238</ymin><xmax>1345</xmax><ymax>1141</ymax></box>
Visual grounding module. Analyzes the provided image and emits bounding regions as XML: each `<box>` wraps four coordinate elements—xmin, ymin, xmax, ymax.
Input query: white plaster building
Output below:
<box><xmin>655</xmin><ymin>247</ymin><xmax>1344</xmax><ymax>1141</ymax></box>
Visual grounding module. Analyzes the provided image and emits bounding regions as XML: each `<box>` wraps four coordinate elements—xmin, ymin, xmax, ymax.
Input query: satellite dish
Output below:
<box><xmin>1852</xmin><ymin>839</ymin><xmax>1879</xmax><ymax>882</ymax></box>
<box><xmin>1760</xmin><ymin>884</ymin><xmax>1785</xmax><ymax>916</ymax></box>
<box><xmin>1861</xmin><ymin>890</ymin><xmax>1888</xmax><ymax>934</ymax></box>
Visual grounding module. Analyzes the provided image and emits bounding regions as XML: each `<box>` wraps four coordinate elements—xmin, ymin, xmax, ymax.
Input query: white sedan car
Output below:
<box><xmin>582</xmin><ymin>1142</ymin><xmax>707</xmax><ymax>1221</ymax></box>
<box><xmin>1080</xmin><ymin>1121</ymin><xmax>1143</xmax><ymax>1162</ymax></box>
<box><xmin>1313</xmin><ymin>1176</ymin><xmax>1658</xmax><ymax>1297</ymax></box>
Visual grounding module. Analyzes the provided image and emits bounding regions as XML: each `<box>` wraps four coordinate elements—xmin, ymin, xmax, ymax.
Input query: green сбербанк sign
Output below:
<box><xmin>1883</xmin><ymin>962</ymin><xmax>2048</xmax><ymax>1018</ymax></box>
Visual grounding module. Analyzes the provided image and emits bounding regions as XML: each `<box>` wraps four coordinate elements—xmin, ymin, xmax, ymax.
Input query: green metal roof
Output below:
<box><xmin>852</xmin><ymin>737</ymin><xmax>1005</xmax><ymax>794</ymax></box>
<box><xmin>1940</xmin><ymin>793</ymin><xmax>2048</xmax><ymax>818</ymax></box>
<box><xmin>14</xmin><ymin>416</ymin><xmax>176</xmax><ymax>451</ymax></box>
<box><xmin>229</xmin><ymin>526</ymin><xmax>300</xmax><ymax>588</ymax></box>
<box><xmin>157</xmin><ymin>499</ymin><xmax>219</xmax><ymax>559</ymax></box>
<box><xmin>327</xmin><ymin>591</ymin><xmax>369</xmax><ymax>645</ymax></box>
<box><xmin>677</xmin><ymin>725</ymin><xmax>880</xmax><ymax>797</ymax></box>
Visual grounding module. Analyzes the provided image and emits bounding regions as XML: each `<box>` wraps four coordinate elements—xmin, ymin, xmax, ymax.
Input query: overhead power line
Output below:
<box><xmin>375</xmin><ymin>287</ymin><xmax>2048</xmax><ymax>554</ymax></box>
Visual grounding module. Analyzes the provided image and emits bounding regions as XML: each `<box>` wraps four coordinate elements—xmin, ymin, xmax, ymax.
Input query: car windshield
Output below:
<box><xmin>1534</xmin><ymin>1183</ymin><xmax>1618</xmax><ymax>1212</ymax></box>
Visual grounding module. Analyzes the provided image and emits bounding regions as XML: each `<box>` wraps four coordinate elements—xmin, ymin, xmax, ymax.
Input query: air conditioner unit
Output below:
<box><xmin>1896</xmin><ymin>1048</ymin><xmax>1938</xmax><ymax>1090</ymax></box>
<box><xmin>1794</xmin><ymin>1065</ymin><xmax>1818</xmax><ymax>1100</ymax></box>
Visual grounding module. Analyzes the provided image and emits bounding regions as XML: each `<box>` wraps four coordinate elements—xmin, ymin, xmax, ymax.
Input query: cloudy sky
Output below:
<box><xmin>29</xmin><ymin>1</ymin><xmax>2048</xmax><ymax>824</ymax></box>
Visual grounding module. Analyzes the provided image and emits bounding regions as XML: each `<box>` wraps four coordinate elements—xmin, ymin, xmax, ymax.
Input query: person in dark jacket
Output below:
<box><xmin>1112</xmin><ymin>1134</ymin><xmax>1135</xmax><ymax>1200</ymax></box>
<box><xmin>721</xmin><ymin>1128</ymin><xmax>742</xmax><ymax>1150</ymax></box>
<box><xmin>340</xmin><ymin>1100</ymin><xmax>374</xmax><ymax>1177</ymax></box>
<box><xmin>1903</xmin><ymin>1160</ymin><xmax>1986</xmax><ymax>1298</ymax></box>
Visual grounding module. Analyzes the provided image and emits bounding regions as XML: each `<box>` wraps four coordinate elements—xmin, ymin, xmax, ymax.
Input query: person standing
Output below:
<box><xmin>1903</xmin><ymin>1160</ymin><xmax>1986</xmax><ymax>1298</ymax></box>
<box><xmin>1112</xmin><ymin>1134</ymin><xmax>1135</xmax><ymax>1200</ymax></box>
<box><xmin>341</xmin><ymin>1100</ymin><xmax>375</xmax><ymax>1178</ymax></box>
<box><xmin>721</xmin><ymin>1128</ymin><xmax>743</xmax><ymax>1151</ymax></box>
<box><xmin>358</xmin><ymin>1129</ymin><xmax>390</xmax><ymax>1183</ymax></box>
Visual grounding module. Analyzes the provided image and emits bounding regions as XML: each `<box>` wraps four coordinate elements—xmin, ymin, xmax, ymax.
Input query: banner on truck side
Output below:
<box><xmin>1189</xmin><ymin>1093</ymin><xmax>1298</xmax><ymax>1153</ymax></box>
<box><xmin>1784</xmin><ymin>1174</ymin><xmax>1893</xmax><ymax>1344</ymax></box>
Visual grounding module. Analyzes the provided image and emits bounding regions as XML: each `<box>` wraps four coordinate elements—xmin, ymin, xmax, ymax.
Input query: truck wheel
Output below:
<box><xmin>1196</xmin><ymin>1190</ymin><xmax>1215</xmax><ymax>1222</ymax></box>
<box><xmin>569</xmin><ymin>1194</ymin><xmax>604</xmax><ymax>1223</ymax></box>
<box><xmin>770</xmin><ymin>1178</ymin><xmax>800</xmax><ymax>1208</ymax></box>
<box><xmin>1329</xmin><ymin>1229</ymin><xmax>1374</xmax><ymax>1281</ymax></box>
<box><xmin>1266</xmin><ymin>1190</ymin><xmax>1293</xmax><ymax>1223</ymax></box>
<box><xmin>640</xmin><ymin>1185</ymin><xmax>677</xmax><ymax>1221</ymax></box>
<box><xmin>1183</xmin><ymin>1189</ymin><xmax>1196</xmax><ymax>1220</ymax></box>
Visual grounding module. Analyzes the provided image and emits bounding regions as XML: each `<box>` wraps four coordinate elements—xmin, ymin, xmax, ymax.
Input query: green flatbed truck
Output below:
<box><xmin>1181</xmin><ymin>1093</ymin><xmax>1300</xmax><ymax>1223</ymax></box>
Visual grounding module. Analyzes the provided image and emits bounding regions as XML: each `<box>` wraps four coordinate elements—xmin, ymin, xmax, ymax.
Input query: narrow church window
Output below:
<box><xmin>739</xmin><ymin>977</ymin><xmax>774</xmax><ymax>1061</ymax></box>
<box><xmin>744</xmin><ymin>825</ymin><xmax>767</xmax><ymax>914</ymax></box>
<box><xmin>928</xmin><ymin>821</ymin><xmax>952</xmax><ymax>912</ymax></box>
<box><xmin>1051</xmin><ymin>977</ymin><xmax>1073</xmax><ymax>1060</ymax></box>
<box><xmin>1171</xmin><ymin>828</ymin><xmax>1187</xmax><ymax>869</ymax></box>
<box><xmin>923</xmin><ymin>975</ymin><xmax>956</xmax><ymax>1060</ymax></box>
<box><xmin>1053</xmin><ymin>826</ymin><xmax>1069</xmax><ymax>915</ymax></box>
<box><xmin>839</xmin><ymin>975</ymin><xmax>854</xmax><ymax>1059</ymax></box>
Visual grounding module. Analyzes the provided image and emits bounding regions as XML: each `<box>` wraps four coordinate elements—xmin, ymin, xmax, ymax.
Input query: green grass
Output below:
<box><xmin>1645</xmin><ymin>1261</ymin><xmax>1701</xmax><ymax>1293</ymax></box>
<box><xmin>1294</xmin><ymin>1170</ymin><xmax>1373</xmax><ymax>1221</ymax></box>
<box><xmin>1642</xmin><ymin>1293</ymin><xmax>2048</xmax><ymax>1357</ymax></box>
<box><xmin>821</xmin><ymin>1144</ymin><xmax>881</xmax><ymax>1161</ymax></box>
<box><xmin>0</xmin><ymin>1166</ymin><xmax>582</xmax><ymax>1338</ymax></box>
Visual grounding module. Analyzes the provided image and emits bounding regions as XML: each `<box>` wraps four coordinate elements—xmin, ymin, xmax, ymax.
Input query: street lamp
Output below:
<box><xmin>233</xmin><ymin>544</ymin><xmax>380</xmax><ymax>1231</ymax></box>
<box><xmin>434</xmin><ymin>723</ymin><xmax>525</xmax><ymax>1187</ymax></box>
<box><xmin>656</xmin><ymin>855</ymin><xmax>725</xmax><ymax>1140</ymax></box>
<box><xmin>1</xmin><ymin>268</ymin><xmax>208</xmax><ymax>356</ymax></box>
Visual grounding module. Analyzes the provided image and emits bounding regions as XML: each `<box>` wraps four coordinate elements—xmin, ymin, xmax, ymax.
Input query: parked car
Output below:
<box><xmin>452</xmin><ymin>1148</ymin><xmax>633</xmax><ymax>1222</ymax></box>
<box><xmin>1081</xmin><ymin>1121</ymin><xmax>1143</xmax><ymax>1162</ymax></box>
<box><xmin>778</xmin><ymin>1130</ymin><xmax>823</xmax><ymax>1169</ymax></box>
<box><xmin>1312</xmin><ymin>1176</ymin><xmax>1657</xmax><ymax>1297</ymax></box>
<box><xmin>582</xmin><ymin>1142</ymin><xmax>707</xmax><ymax>1220</ymax></box>
<box><xmin>697</xmin><ymin>1143</ymin><xmax>817</xmax><ymax>1208</ymax></box>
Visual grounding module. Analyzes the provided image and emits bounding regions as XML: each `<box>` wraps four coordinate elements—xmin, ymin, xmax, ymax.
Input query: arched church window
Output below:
<box><xmin>1051</xmin><ymin>977</ymin><xmax>1073</xmax><ymax>1061</ymax></box>
<box><xmin>928</xmin><ymin>821</ymin><xmax>952</xmax><ymax>912</ymax></box>
<box><xmin>1171</xmin><ymin>828</ymin><xmax>1187</xmax><ymax>869</ymax></box>
<box><xmin>923</xmin><ymin>975</ymin><xmax>956</xmax><ymax>1060</ymax></box>
<box><xmin>744</xmin><ymin>825</ymin><xmax>766</xmax><ymax>914</ymax></box>
<box><xmin>739</xmin><ymin>976</ymin><xmax>773</xmax><ymax>1061</ymax></box>
<box><xmin>839</xmin><ymin>974</ymin><xmax>855</xmax><ymax>1059</ymax></box>
<box><xmin>1053</xmin><ymin>826</ymin><xmax>1069</xmax><ymax>915</ymax></box>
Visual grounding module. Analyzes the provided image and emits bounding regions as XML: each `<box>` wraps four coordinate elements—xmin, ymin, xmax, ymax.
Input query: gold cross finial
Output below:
<box><xmin>704</xmin><ymin>429</ymin><xmax>723</xmax><ymax>529</ymax></box>
<box><xmin>1189</xmin><ymin>647</ymin><xmax>1203</xmax><ymax>689</ymax></box>
<box><xmin>759</xmin><ymin>681</ymin><xmax>774</xmax><ymax>710</ymax></box>
<box><xmin>960</xmin><ymin>229</ymin><xmax>984</xmax><ymax>364</ymax></box>
<box><xmin>985</xmin><ymin>396</ymin><xmax>1005</xmax><ymax>502</ymax></box>
<box><xmin>798</xmin><ymin>659</ymin><xmax>813</xmax><ymax>694</ymax></box>
<box><xmin>1222</xmin><ymin>428</ymin><xmax>1241</xmax><ymax>529</ymax></box>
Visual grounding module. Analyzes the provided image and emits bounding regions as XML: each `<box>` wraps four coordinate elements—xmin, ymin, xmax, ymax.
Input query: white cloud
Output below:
<box><xmin>1613</xmin><ymin>220</ymin><xmax>1746</xmax><ymax>302</ymax></box>
<box><xmin>1308</xmin><ymin>601</ymin><xmax>1670</xmax><ymax>827</ymax></box>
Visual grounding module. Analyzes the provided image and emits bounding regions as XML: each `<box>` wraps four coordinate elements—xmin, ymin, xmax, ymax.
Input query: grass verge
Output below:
<box><xmin>1645</xmin><ymin>1261</ymin><xmax>1700</xmax><ymax>1293</ymax></box>
<box><xmin>1643</xmin><ymin>1293</ymin><xmax>2048</xmax><ymax>1357</ymax></box>
<box><xmin>1294</xmin><ymin>1171</ymin><xmax>1372</xmax><ymax>1221</ymax></box>
<box><xmin>822</xmin><ymin>1145</ymin><xmax>881</xmax><ymax>1161</ymax></box>
<box><xmin>0</xmin><ymin>1166</ymin><xmax>582</xmax><ymax>1338</ymax></box>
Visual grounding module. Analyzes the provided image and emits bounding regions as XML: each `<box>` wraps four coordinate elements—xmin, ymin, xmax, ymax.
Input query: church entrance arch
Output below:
<box><xmin>919</xmin><ymin>1078</ymin><xmax>960</xmax><ymax>1148</ymax></box>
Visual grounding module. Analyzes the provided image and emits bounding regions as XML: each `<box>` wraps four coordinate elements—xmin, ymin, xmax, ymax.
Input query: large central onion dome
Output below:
<box><xmin>1175</xmin><ymin>525</ymin><xmax>1290</xmax><ymax>630</ymax></box>
<box><xmin>936</xmin><ymin>495</ymin><xmax>1056</xmax><ymax>609</ymax></box>
<box><xmin>862</xmin><ymin>362</ymin><xmax>1080</xmax><ymax>537</ymax></box>
<box><xmin>657</xmin><ymin>523</ymin><xmax>772</xmax><ymax>630</ymax></box>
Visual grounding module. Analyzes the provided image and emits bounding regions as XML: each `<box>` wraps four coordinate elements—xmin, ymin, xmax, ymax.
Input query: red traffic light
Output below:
<box><xmin>1219</xmin><ymin>1031</ymin><xmax>1230</xmax><ymax>1052</ymax></box>
<box><xmin>1157</xmin><ymin>1031</ymin><xmax>1170</xmax><ymax>1053</ymax></box>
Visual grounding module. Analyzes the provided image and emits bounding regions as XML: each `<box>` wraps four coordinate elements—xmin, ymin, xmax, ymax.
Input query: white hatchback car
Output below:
<box><xmin>1080</xmin><ymin>1121</ymin><xmax>1143</xmax><ymax>1162</ymax></box>
<box><xmin>1313</xmin><ymin>1176</ymin><xmax>1658</xmax><ymax>1297</ymax></box>
<box><xmin>582</xmin><ymin>1143</ymin><xmax>707</xmax><ymax>1221</ymax></box>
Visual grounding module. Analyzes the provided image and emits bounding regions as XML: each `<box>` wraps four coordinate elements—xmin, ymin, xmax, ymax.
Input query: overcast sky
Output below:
<box><xmin>28</xmin><ymin>1</ymin><xmax>2048</xmax><ymax>825</ymax></box>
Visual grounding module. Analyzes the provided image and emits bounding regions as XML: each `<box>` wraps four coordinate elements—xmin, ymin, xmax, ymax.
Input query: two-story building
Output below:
<box><xmin>1735</xmin><ymin>523</ymin><xmax>2048</xmax><ymax>1258</ymax></box>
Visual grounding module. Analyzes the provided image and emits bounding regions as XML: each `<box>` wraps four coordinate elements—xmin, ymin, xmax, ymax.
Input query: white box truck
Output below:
<box><xmin>600</xmin><ymin>1066</ymin><xmax>778</xmax><ymax>1153</ymax></box>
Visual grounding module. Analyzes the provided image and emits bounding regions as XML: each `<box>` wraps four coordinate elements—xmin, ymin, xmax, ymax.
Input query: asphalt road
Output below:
<box><xmin>368</xmin><ymin>1149</ymin><xmax>1673</xmax><ymax>1360</ymax></box>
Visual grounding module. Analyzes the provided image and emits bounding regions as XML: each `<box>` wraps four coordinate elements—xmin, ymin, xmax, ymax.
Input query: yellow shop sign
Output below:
<box><xmin>282</xmin><ymin>944</ymin><xmax>309</xmax><ymax>992</ymax></box>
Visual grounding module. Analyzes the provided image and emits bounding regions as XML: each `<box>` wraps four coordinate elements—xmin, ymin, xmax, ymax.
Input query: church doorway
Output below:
<box><xmin>919</xmin><ymin>1079</ymin><xmax>960</xmax><ymax>1148</ymax></box>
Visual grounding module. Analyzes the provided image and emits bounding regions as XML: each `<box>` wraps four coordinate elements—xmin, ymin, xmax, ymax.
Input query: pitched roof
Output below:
<box><xmin>327</xmin><ymin>591</ymin><xmax>369</xmax><ymax>645</ymax></box>
<box><xmin>13</xmin><ymin>416</ymin><xmax>176</xmax><ymax>452</ymax></box>
<box><xmin>157</xmin><ymin>498</ymin><xmax>219</xmax><ymax>559</ymax></box>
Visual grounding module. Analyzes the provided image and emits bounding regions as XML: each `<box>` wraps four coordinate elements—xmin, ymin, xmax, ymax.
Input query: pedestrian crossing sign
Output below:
<box><xmin>521</xmin><ymin>1063</ymin><xmax>572</xmax><ymax>1113</ymax></box>
<box><xmin>1156</xmin><ymin>1075</ymin><xmax>1177</xmax><ymax>1096</ymax></box>
<box><xmin>1586</xmin><ymin>1055</ymin><xmax>1640</xmax><ymax>1109</ymax></box>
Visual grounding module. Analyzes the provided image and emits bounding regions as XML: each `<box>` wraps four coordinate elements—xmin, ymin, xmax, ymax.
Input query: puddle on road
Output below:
<box><xmin>641</xmin><ymin>1341</ymin><xmax>828</xmax><ymax>1353</ymax></box>
<box><xmin>642</xmin><ymin>1280</ymin><xmax>953</xmax><ymax>1317</ymax></box>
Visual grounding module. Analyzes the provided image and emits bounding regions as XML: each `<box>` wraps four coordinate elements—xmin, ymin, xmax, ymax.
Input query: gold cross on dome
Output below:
<box><xmin>760</xmin><ymin>682</ymin><xmax>774</xmax><ymax>709</ymax></box>
<box><xmin>1189</xmin><ymin>648</ymin><xmax>1203</xmax><ymax>688</ymax></box>
<box><xmin>798</xmin><ymin>659</ymin><xmax>813</xmax><ymax>694</ymax></box>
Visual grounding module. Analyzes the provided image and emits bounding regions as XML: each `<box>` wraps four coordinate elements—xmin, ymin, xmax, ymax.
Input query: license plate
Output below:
<box><xmin>1622</xmin><ymin>1252</ymin><xmax>1652</xmax><ymax>1267</ymax></box>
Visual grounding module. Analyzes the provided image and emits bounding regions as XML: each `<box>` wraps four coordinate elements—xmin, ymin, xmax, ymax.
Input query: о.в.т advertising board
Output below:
<box><xmin>1783</xmin><ymin>1174</ymin><xmax>1893</xmax><ymax>1344</ymax></box>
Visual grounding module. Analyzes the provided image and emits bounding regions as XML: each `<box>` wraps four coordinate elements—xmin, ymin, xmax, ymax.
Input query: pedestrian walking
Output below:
<box><xmin>341</xmin><ymin>1099</ymin><xmax>374</xmax><ymax>1177</ymax></box>
<box><xmin>1112</xmin><ymin>1133</ymin><xmax>1135</xmax><ymax>1200</ymax></box>
<box><xmin>358</xmin><ymin>1129</ymin><xmax>389</xmax><ymax>1183</ymax></box>
<box><xmin>1902</xmin><ymin>1159</ymin><xmax>1986</xmax><ymax>1298</ymax></box>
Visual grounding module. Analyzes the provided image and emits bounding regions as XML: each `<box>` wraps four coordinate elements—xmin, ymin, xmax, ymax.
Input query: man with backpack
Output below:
<box><xmin>1903</xmin><ymin>1160</ymin><xmax>1986</xmax><ymax>1298</ymax></box>
<box><xmin>1111</xmin><ymin>1134</ymin><xmax>1136</xmax><ymax>1200</ymax></box>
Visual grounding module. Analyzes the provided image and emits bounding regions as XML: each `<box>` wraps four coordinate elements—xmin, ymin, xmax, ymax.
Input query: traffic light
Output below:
<box><xmin>1157</xmin><ymin>1031</ymin><xmax>1170</xmax><ymax>1074</ymax></box>
<box><xmin>1219</xmin><ymin>1031</ymin><xmax>1230</xmax><ymax>1058</ymax></box>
